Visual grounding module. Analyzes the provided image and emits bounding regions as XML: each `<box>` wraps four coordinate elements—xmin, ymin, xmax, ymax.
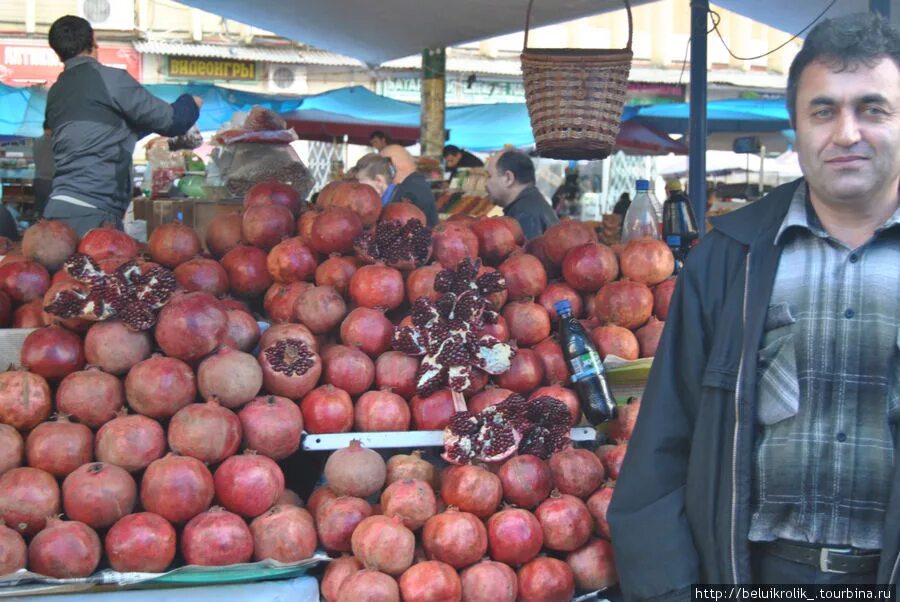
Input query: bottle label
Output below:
<box><xmin>569</xmin><ymin>350</ymin><xmax>604</xmax><ymax>383</ymax></box>
<box><xmin>665</xmin><ymin>234</ymin><xmax>682</xmax><ymax>247</ymax></box>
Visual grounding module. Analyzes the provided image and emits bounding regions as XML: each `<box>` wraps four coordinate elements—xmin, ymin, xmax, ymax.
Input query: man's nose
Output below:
<box><xmin>832</xmin><ymin>109</ymin><xmax>863</xmax><ymax>147</ymax></box>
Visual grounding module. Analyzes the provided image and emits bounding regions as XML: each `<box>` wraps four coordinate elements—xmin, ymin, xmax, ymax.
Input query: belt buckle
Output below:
<box><xmin>819</xmin><ymin>547</ymin><xmax>852</xmax><ymax>574</ymax></box>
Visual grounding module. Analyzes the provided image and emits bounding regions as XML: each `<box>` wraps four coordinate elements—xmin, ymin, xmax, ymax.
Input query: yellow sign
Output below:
<box><xmin>168</xmin><ymin>57</ymin><xmax>256</xmax><ymax>80</ymax></box>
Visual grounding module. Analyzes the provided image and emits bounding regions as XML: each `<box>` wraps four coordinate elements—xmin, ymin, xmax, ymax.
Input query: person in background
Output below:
<box><xmin>369</xmin><ymin>130</ymin><xmax>389</xmax><ymax>152</ymax></box>
<box><xmin>612</xmin><ymin>192</ymin><xmax>631</xmax><ymax>219</ymax></box>
<box><xmin>354</xmin><ymin>153</ymin><xmax>396</xmax><ymax>206</ymax></box>
<box><xmin>485</xmin><ymin>150</ymin><xmax>559</xmax><ymax>240</ymax></box>
<box><xmin>379</xmin><ymin>145</ymin><xmax>439</xmax><ymax>226</ymax></box>
<box><xmin>552</xmin><ymin>165</ymin><xmax>581</xmax><ymax>218</ymax></box>
<box><xmin>608</xmin><ymin>12</ymin><xmax>900</xmax><ymax>594</ymax></box>
<box><xmin>442</xmin><ymin>144</ymin><xmax>484</xmax><ymax>181</ymax></box>
<box><xmin>32</xmin><ymin>122</ymin><xmax>55</xmax><ymax>217</ymax></box>
<box><xmin>42</xmin><ymin>15</ymin><xmax>201</xmax><ymax>236</ymax></box>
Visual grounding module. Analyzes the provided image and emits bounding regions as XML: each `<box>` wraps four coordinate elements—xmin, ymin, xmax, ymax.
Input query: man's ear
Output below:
<box><xmin>503</xmin><ymin>170</ymin><xmax>516</xmax><ymax>187</ymax></box>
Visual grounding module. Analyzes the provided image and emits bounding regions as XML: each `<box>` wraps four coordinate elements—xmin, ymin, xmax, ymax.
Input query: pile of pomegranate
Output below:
<box><xmin>0</xmin><ymin>177</ymin><xmax>666</xmax><ymax>597</ymax></box>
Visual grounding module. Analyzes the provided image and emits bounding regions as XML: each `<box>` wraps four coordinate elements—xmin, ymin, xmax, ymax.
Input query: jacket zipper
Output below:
<box><xmin>890</xmin><ymin>550</ymin><xmax>900</xmax><ymax>584</ymax></box>
<box><xmin>731</xmin><ymin>253</ymin><xmax>751</xmax><ymax>583</ymax></box>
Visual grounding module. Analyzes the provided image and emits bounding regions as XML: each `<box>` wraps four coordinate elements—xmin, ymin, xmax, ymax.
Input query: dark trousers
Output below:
<box><xmin>752</xmin><ymin>547</ymin><xmax>877</xmax><ymax>585</ymax></box>
<box><xmin>43</xmin><ymin>199</ymin><xmax>123</xmax><ymax>238</ymax></box>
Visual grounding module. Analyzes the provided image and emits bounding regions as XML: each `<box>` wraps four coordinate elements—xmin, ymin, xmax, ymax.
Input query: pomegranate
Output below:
<box><xmin>422</xmin><ymin>507</ymin><xmax>487</xmax><ymax>568</ymax></box>
<box><xmin>562</xmin><ymin>242</ymin><xmax>620</xmax><ymax>292</ymax></box>
<box><xmin>636</xmin><ymin>317</ymin><xmax>665</xmax><ymax>357</ymax></box>
<box><xmin>276</xmin><ymin>488</ymin><xmax>304</xmax><ymax>507</ymax></box>
<box><xmin>338</xmin><ymin>569</ymin><xmax>400</xmax><ymax>602</ymax></box>
<box><xmin>494</xmin><ymin>348</ymin><xmax>545</xmax><ymax>394</ymax></box>
<box><xmin>460</xmin><ymin>560</ymin><xmax>518</xmax><ymax>602</ymax></box>
<box><xmin>594</xmin><ymin>280</ymin><xmax>654</xmax><ymax>330</ymax></box>
<box><xmin>0</xmin><ymin>521</ymin><xmax>26</xmax><ymax>575</ymax></box>
<box><xmin>21</xmin><ymin>325</ymin><xmax>84</xmax><ymax>381</ymax></box>
<box><xmin>432</xmin><ymin>222</ymin><xmax>479</xmax><ymax>268</ymax></box>
<box><xmin>78</xmin><ymin>225</ymin><xmax>138</xmax><ymax>263</ymax></box>
<box><xmin>502</xmin><ymin>301</ymin><xmax>550</xmax><ymax>347</ymax></box>
<box><xmin>381</xmin><ymin>201</ymin><xmax>426</xmax><ymax>225</ymax></box>
<box><xmin>239</xmin><ymin>395</ymin><xmax>303</xmax><ymax>460</ymax></box>
<box><xmin>12</xmin><ymin>298</ymin><xmax>46</xmax><ymax>328</ymax></box>
<box><xmin>55</xmin><ymin>367</ymin><xmax>124</xmax><ymax>428</ymax></box>
<box><xmin>0</xmin><ymin>368</ymin><xmax>52</xmax><ymax>431</ymax></box>
<box><xmin>543</xmin><ymin>219</ymin><xmax>599</xmax><ymax>266</ymax></box>
<box><xmin>399</xmin><ymin>561</ymin><xmax>462</xmax><ymax>602</ymax></box>
<box><xmin>0</xmin><ymin>260</ymin><xmax>50</xmax><ymax>303</ymax></box>
<box><xmin>264</xmin><ymin>281</ymin><xmax>311</xmax><ymax>323</ymax></box>
<box><xmin>324</xmin><ymin>440</ymin><xmax>386</xmax><ymax>498</ymax></box>
<box><xmin>597</xmin><ymin>442</ymin><xmax>627</xmax><ymax>480</ymax></box>
<box><xmin>84</xmin><ymin>321</ymin><xmax>152</xmax><ymax>375</ymax></box>
<box><xmin>95</xmin><ymin>412</ymin><xmax>166</xmax><ymax>472</ymax></box>
<box><xmin>125</xmin><ymin>355</ymin><xmax>196</xmax><ymax>419</ymax></box>
<box><xmin>250</xmin><ymin>504</ymin><xmax>317</xmax><ymax>562</ymax></box>
<box><xmin>105</xmin><ymin>512</ymin><xmax>176</xmax><ymax>573</ymax></box>
<box><xmin>374</xmin><ymin>352</ymin><xmax>419</xmax><ymax>400</ymax></box>
<box><xmin>441</xmin><ymin>465</ymin><xmax>502</xmax><ymax>518</ymax></box>
<box><xmin>538</xmin><ymin>281</ymin><xmax>583</xmax><ymax>323</ymax></box>
<box><xmin>330</xmin><ymin>181</ymin><xmax>383</xmax><ymax>226</ymax></box>
<box><xmin>0</xmin><ymin>290</ymin><xmax>10</xmax><ymax>327</ymax></box>
<box><xmin>205</xmin><ymin>211</ymin><xmax>243</xmax><ymax>258</ymax></box>
<box><xmin>214</xmin><ymin>451</ymin><xmax>284</xmax><ymax>518</ymax></box>
<box><xmin>182</xmin><ymin>507</ymin><xmax>253</xmax><ymax>566</ymax></box>
<box><xmin>141</xmin><ymin>454</ymin><xmax>214</xmax><ymax>525</ymax></box>
<box><xmin>321</xmin><ymin>556</ymin><xmax>363</xmax><ymax>602</ymax></box>
<box><xmin>307</xmin><ymin>485</ymin><xmax>338</xmax><ymax>520</ymax></box>
<box><xmin>259</xmin><ymin>322</ymin><xmax>317</xmax><ymax>353</ymax></box>
<box><xmin>21</xmin><ymin>220</ymin><xmax>79</xmax><ymax>272</ymax></box>
<box><xmin>499</xmin><ymin>216</ymin><xmax>525</xmax><ymax>245</ymax></box>
<box><xmin>498</xmin><ymin>253</ymin><xmax>547</xmax><ymax>301</ymax></box>
<box><xmin>410</xmin><ymin>389</ymin><xmax>456</xmax><ymax>430</ymax></box>
<box><xmin>316</xmin><ymin>496</ymin><xmax>373</xmax><ymax>552</ymax></box>
<box><xmin>381</xmin><ymin>479</ymin><xmax>437</xmax><ymax>531</ymax></box>
<box><xmin>311</xmin><ymin>207</ymin><xmax>363</xmax><ymax>255</ymax></box>
<box><xmin>168</xmin><ymin>400</ymin><xmax>242</xmax><ymax>464</ymax></box>
<box><xmin>531</xmin><ymin>337</ymin><xmax>571</xmax><ymax>386</ymax></box>
<box><xmin>25</xmin><ymin>415</ymin><xmax>93</xmax><ymax>478</ymax></box>
<box><xmin>567</xmin><ymin>537</ymin><xmax>618</xmax><ymax>591</ymax></box>
<box><xmin>174</xmin><ymin>257</ymin><xmax>230</xmax><ymax>296</ymax></box>
<box><xmin>0</xmin><ymin>424</ymin><xmax>23</xmax><ymax>476</ymax></box>
<box><xmin>315</xmin><ymin>254</ymin><xmax>360</xmax><ymax>297</ymax></box>
<box><xmin>591</xmin><ymin>325</ymin><xmax>640</xmax><ymax>361</ymax></box>
<box><xmin>468</xmin><ymin>386</ymin><xmax>515</xmax><ymax>413</ymax></box>
<box><xmin>266</xmin><ymin>237</ymin><xmax>317</xmax><ymax>284</ymax></box>
<box><xmin>197</xmin><ymin>346</ymin><xmax>263</xmax><ymax>408</ymax></box>
<box><xmin>148</xmin><ymin>221</ymin><xmax>201</xmax><ymax>268</ymax></box>
<box><xmin>40</xmin><ymin>279</ymin><xmax>92</xmax><ymax>332</ymax></box>
<box><xmin>549</xmin><ymin>448</ymin><xmax>605</xmax><ymax>499</ymax></box>
<box><xmin>653</xmin><ymin>276</ymin><xmax>677</xmax><ymax>320</ymax></box>
<box><xmin>471</xmin><ymin>217</ymin><xmax>517</xmax><ymax>265</ymax></box>
<box><xmin>620</xmin><ymin>238</ymin><xmax>675</xmax><ymax>286</ymax></box>
<box><xmin>221</xmin><ymin>245</ymin><xmax>273</xmax><ymax>298</ymax></box>
<box><xmin>486</xmin><ymin>507</ymin><xmax>544</xmax><ymax>566</ymax></box>
<box><xmin>294</xmin><ymin>285</ymin><xmax>347</xmax><ymax>334</ymax></box>
<box><xmin>385</xmin><ymin>451</ymin><xmax>436</xmax><ymax>488</ymax></box>
<box><xmin>607</xmin><ymin>398</ymin><xmax>640</xmax><ymax>441</ymax></box>
<box><xmin>535</xmin><ymin>491</ymin><xmax>593</xmax><ymax>551</ymax></box>
<box><xmin>529</xmin><ymin>385</ymin><xmax>579</xmax><ymax>426</ymax></box>
<box><xmin>525</xmin><ymin>235</ymin><xmax>557</xmax><ymax>279</ymax></box>
<box><xmin>301</xmin><ymin>385</ymin><xmax>354</xmax><ymax>434</ymax></box>
<box><xmin>498</xmin><ymin>454</ymin><xmax>554</xmax><ymax>509</ymax></box>
<box><xmin>586</xmin><ymin>486</ymin><xmax>614</xmax><ymax>538</ymax></box>
<box><xmin>351</xmin><ymin>514</ymin><xmax>416</xmax><ymax>575</ymax></box>
<box><xmin>355</xmin><ymin>389</ymin><xmax>410</xmax><ymax>431</ymax></box>
<box><xmin>0</xmin><ymin>467</ymin><xmax>60</xmax><ymax>536</ymax></box>
<box><xmin>349</xmin><ymin>264</ymin><xmax>404</xmax><ymax>310</ymax></box>
<box><xmin>340</xmin><ymin>307</ymin><xmax>394</xmax><ymax>357</ymax></box>
<box><xmin>155</xmin><ymin>291</ymin><xmax>226</xmax><ymax>361</ymax></box>
<box><xmin>28</xmin><ymin>517</ymin><xmax>100</xmax><ymax>578</ymax></box>
<box><xmin>242</xmin><ymin>203</ymin><xmax>295</xmax><ymax>251</ymax></box>
<box><xmin>62</xmin><ymin>462</ymin><xmax>136</xmax><ymax>529</ymax></box>
<box><xmin>479</xmin><ymin>314</ymin><xmax>510</xmax><ymax>342</ymax></box>
<box><xmin>259</xmin><ymin>338</ymin><xmax>322</xmax><ymax>399</ymax></box>
<box><xmin>223</xmin><ymin>308</ymin><xmax>260</xmax><ymax>351</ymax></box>
<box><xmin>516</xmin><ymin>557</ymin><xmax>575</xmax><ymax>602</ymax></box>
<box><xmin>245</xmin><ymin>181</ymin><xmax>304</xmax><ymax>217</ymax></box>
<box><xmin>322</xmin><ymin>345</ymin><xmax>375</xmax><ymax>396</ymax></box>
<box><xmin>297</xmin><ymin>208</ymin><xmax>320</xmax><ymax>245</ymax></box>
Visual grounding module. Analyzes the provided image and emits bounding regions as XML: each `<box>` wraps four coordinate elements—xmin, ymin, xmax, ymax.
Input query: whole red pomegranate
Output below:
<box><xmin>549</xmin><ymin>448</ymin><xmax>605</xmax><ymax>499</ymax></box>
<box><xmin>517</xmin><ymin>557</ymin><xmax>575</xmax><ymax>602</ymax></box>
<box><xmin>125</xmin><ymin>355</ymin><xmax>196</xmax><ymax>419</ymax></box>
<box><xmin>259</xmin><ymin>338</ymin><xmax>322</xmax><ymax>399</ymax></box>
<box><xmin>264</xmin><ymin>281</ymin><xmax>311</xmax><ymax>323</ymax></box>
<box><xmin>498</xmin><ymin>454</ymin><xmax>553</xmax><ymax>509</ymax></box>
<box><xmin>174</xmin><ymin>257</ymin><xmax>230</xmax><ymax>296</ymax></box>
<box><xmin>543</xmin><ymin>219</ymin><xmax>599</xmax><ymax>266</ymax></box>
<box><xmin>21</xmin><ymin>325</ymin><xmax>84</xmax><ymax>381</ymax></box>
<box><xmin>471</xmin><ymin>217</ymin><xmax>518</xmax><ymax>265</ymax></box>
<box><xmin>0</xmin><ymin>467</ymin><xmax>60</xmax><ymax>536</ymax></box>
<box><xmin>214</xmin><ymin>450</ymin><xmax>285</xmax><ymax>517</ymax></box>
<box><xmin>197</xmin><ymin>346</ymin><xmax>263</xmax><ymax>408</ymax></box>
<box><xmin>525</xmin><ymin>235</ymin><xmax>558</xmax><ymax>279</ymax></box>
<box><xmin>297</xmin><ymin>208</ymin><xmax>320</xmax><ymax>244</ymax></box>
<box><xmin>294</xmin><ymin>285</ymin><xmax>347</xmax><ymax>334</ymax></box>
<box><xmin>62</xmin><ymin>462</ymin><xmax>136</xmax><ymax>529</ymax></box>
<box><xmin>410</xmin><ymin>389</ymin><xmax>456</xmax><ymax>430</ymax></box>
<box><xmin>316</xmin><ymin>495</ymin><xmax>373</xmax><ymax>552</ymax></box>
<box><xmin>607</xmin><ymin>398</ymin><xmax>641</xmax><ymax>442</ymax></box>
<box><xmin>78</xmin><ymin>225</ymin><xmax>138</xmax><ymax>263</ymax></box>
<box><xmin>0</xmin><ymin>424</ymin><xmax>23</xmax><ymax>476</ymax></box>
<box><xmin>239</xmin><ymin>395</ymin><xmax>303</xmax><ymax>460</ymax></box>
<box><xmin>399</xmin><ymin>560</ymin><xmax>462</xmax><ymax>602</ymax></box>
<box><xmin>351</xmin><ymin>514</ymin><xmax>416</xmax><ymax>576</ymax></box>
<box><xmin>155</xmin><ymin>291</ymin><xmax>226</xmax><ymax>361</ymax></box>
<box><xmin>307</xmin><ymin>485</ymin><xmax>337</xmax><ymax>520</ymax></box>
<box><xmin>349</xmin><ymin>264</ymin><xmax>404</xmax><ymax>310</ymax></box>
<box><xmin>28</xmin><ymin>517</ymin><xmax>101</xmax><ymax>578</ymax></box>
<box><xmin>56</xmin><ymin>366</ymin><xmax>124</xmax><ymax>428</ymax></box>
<box><xmin>468</xmin><ymin>386</ymin><xmax>515</xmax><ymax>414</ymax></box>
<box><xmin>301</xmin><ymin>385</ymin><xmax>354</xmax><ymax>434</ymax></box>
<box><xmin>338</xmin><ymin>569</ymin><xmax>400</xmax><ymax>602</ymax></box>
<box><xmin>531</xmin><ymin>337</ymin><xmax>571</xmax><ymax>386</ymax></box>
<box><xmin>148</xmin><ymin>221</ymin><xmax>201</xmax><ymax>268</ymax></box>
<box><xmin>224</xmin><ymin>308</ymin><xmax>261</xmax><ymax>352</ymax></box>
<box><xmin>340</xmin><ymin>307</ymin><xmax>394</xmax><ymax>357</ymax></box>
<box><xmin>422</xmin><ymin>507</ymin><xmax>487</xmax><ymax>569</ymax></box>
<box><xmin>0</xmin><ymin>368</ymin><xmax>52</xmax><ymax>431</ymax></box>
<box><xmin>486</xmin><ymin>507</ymin><xmax>543</xmax><ymax>566</ymax></box>
<box><xmin>321</xmin><ymin>556</ymin><xmax>363</xmax><ymax>602</ymax></box>
<box><xmin>168</xmin><ymin>400</ymin><xmax>242</xmax><ymax>464</ymax></box>
<box><xmin>594</xmin><ymin>280</ymin><xmax>654</xmax><ymax>330</ymax></box>
<box><xmin>535</xmin><ymin>491</ymin><xmax>593</xmax><ymax>552</ymax></box>
<box><xmin>479</xmin><ymin>314</ymin><xmax>510</xmax><ymax>342</ymax></box>
<box><xmin>355</xmin><ymin>389</ymin><xmax>410</xmax><ymax>432</ymax></box>
<box><xmin>386</xmin><ymin>451</ymin><xmax>437</xmax><ymax>488</ymax></box>
<box><xmin>494</xmin><ymin>348</ymin><xmax>545</xmax><ymax>394</ymax></box>
<box><xmin>498</xmin><ymin>252</ymin><xmax>548</xmax><ymax>301</ymax></box>
<box><xmin>0</xmin><ymin>521</ymin><xmax>26</xmax><ymax>575</ymax></box>
<box><xmin>597</xmin><ymin>442</ymin><xmax>627</xmax><ymax>480</ymax></box>
<box><xmin>250</xmin><ymin>504</ymin><xmax>317</xmax><ymax>562</ymax></box>
<box><xmin>221</xmin><ymin>245</ymin><xmax>273</xmax><ymax>298</ymax></box>
<box><xmin>653</xmin><ymin>276</ymin><xmax>677</xmax><ymax>320</ymax></box>
<box><xmin>310</xmin><ymin>207</ymin><xmax>363</xmax><ymax>255</ymax></box>
<box><xmin>432</xmin><ymin>222</ymin><xmax>479</xmax><ymax>268</ymax></box>
<box><xmin>586</xmin><ymin>486</ymin><xmax>614</xmax><ymax>538</ymax></box>
<box><xmin>322</xmin><ymin>345</ymin><xmax>375</xmax><ymax>397</ymax></box>
<box><xmin>267</xmin><ymin>237</ymin><xmax>317</xmax><ymax>283</ymax></box>
<box><xmin>25</xmin><ymin>415</ymin><xmax>93</xmax><ymax>478</ymax></box>
<box><xmin>620</xmin><ymin>238</ymin><xmax>675</xmax><ymax>286</ymax></box>
<box><xmin>636</xmin><ymin>317</ymin><xmax>665</xmax><ymax>357</ymax></box>
<box><xmin>182</xmin><ymin>507</ymin><xmax>254</xmax><ymax>566</ymax></box>
<box><xmin>562</xmin><ymin>242</ymin><xmax>620</xmax><ymax>292</ymax></box>
<box><xmin>591</xmin><ymin>325</ymin><xmax>640</xmax><ymax>361</ymax></box>
<box><xmin>538</xmin><ymin>281</ymin><xmax>583</xmax><ymax>323</ymax></box>
<box><xmin>374</xmin><ymin>352</ymin><xmax>419</xmax><ymax>400</ymax></box>
<box><xmin>324</xmin><ymin>440</ymin><xmax>386</xmax><ymax>498</ymax></box>
<box><xmin>502</xmin><ymin>301</ymin><xmax>551</xmax><ymax>347</ymax></box>
<box><xmin>0</xmin><ymin>260</ymin><xmax>48</xmax><ymax>304</ymax></box>
<box><xmin>140</xmin><ymin>454</ymin><xmax>215</xmax><ymax>525</ymax></box>
<box><xmin>330</xmin><ymin>181</ymin><xmax>383</xmax><ymax>226</ymax></box>
<box><xmin>205</xmin><ymin>211</ymin><xmax>243</xmax><ymax>258</ymax></box>
<box><xmin>460</xmin><ymin>560</ymin><xmax>518</xmax><ymax>602</ymax></box>
<box><xmin>95</xmin><ymin>412</ymin><xmax>166</xmax><ymax>472</ymax></box>
<box><xmin>315</xmin><ymin>255</ymin><xmax>360</xmax><ymax>297</ymax></box>
<box><xmin>242</xmin><ymin>203</ymin><xmax>296</xmax><ymax>250</ymax></box>
<box><xmin>21</xmin><ymin>220</ymin><xmax>79</xmax><ymax>272</ymax></box>
<box><xmin>105</xmin><ymin>512</ymin><xmax>176</xmax><ymax>573</ymax></box>
<box><xmin>567</xmin><ymin>537</ymin><xmax>619</xmax><ymax>591</ymax></box>
<box><xmin>381</xmin><ymin>201</ymin><xmax>426</xmax><ymax>225</ymax></box>
<box><xmin>380</xmin><ymin>479</ymin><xmax>437</xmax><ymax>531</ymax></box>
<box><xmin>245</xmin><ymin>181</ymin><xmax>304</xmax><ymax>217</ymax></box>
<box><xmin>12</xmin><ymin>298</ymin><xmax>46</xmax><ymax>328</ymax></box>
<box><xmin>84</xmin><ymin>320</ymin><xmax>152</xmax><ymax>375</ymax></box>
<box><xmin>441</xmin><ymin>465</ymin><xmax>502</xmax><ymax>519</ymax></box>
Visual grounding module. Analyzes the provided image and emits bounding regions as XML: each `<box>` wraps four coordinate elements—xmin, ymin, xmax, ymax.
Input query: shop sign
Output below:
<box><xmin>626</xmin><ymin>82</ymin><xmax>684</xmax><ymax>105</ymax></box>
<box><xmin>0</xmin><ymin>40</ymin><xmax>141</xmax><ymax>85</ymax></box>
<box><xmin>379</xmin><ymin>77</ymin><xmax>526</xmax><ymax>104</ymax></box>
<box><xmin>168</xmin><ymin>57</ymin><xmax>256</xmax><ymax>80</ymax></box>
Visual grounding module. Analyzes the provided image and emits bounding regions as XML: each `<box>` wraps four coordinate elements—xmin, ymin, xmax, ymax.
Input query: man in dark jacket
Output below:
<box><xmin>485</xmin><ymin>150</ymin><xmax>558</xmax><ymax>240</ymax></box>
<box><xmin>381</xmin><ymin>145</ymin><xmax>439</xmax><ymax>227</ymax></box>
<box><xmin>608</xmin><ymin>13</ymin><xmax>900</xmax><ymax>596</ymax></box>
<box><xmin>43</xmin><ymin>16</ymin><xmax>201</xmax><ymax>235</ymax></box>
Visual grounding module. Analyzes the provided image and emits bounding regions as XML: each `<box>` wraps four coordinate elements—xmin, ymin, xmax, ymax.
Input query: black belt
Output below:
<box><xmin>761</xmin><ymin>540</ymin><xmax>880</xmax><ymax>575</ymax></box>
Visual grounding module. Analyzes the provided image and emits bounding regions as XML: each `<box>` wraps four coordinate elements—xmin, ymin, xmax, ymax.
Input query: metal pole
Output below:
<box><xmin>689</xmin><ymin>0</ymin><xmax>709</xmax><ymax>233</ymax></box>
<box><xmin>421</xmin><ymin>48</ymin><xmax>446</xmax><ymax>159</ymax></box>
<box><xmin>869</xmin><ymin>0</ymin><xmax>889</xmax><ymax>18</ymax></box>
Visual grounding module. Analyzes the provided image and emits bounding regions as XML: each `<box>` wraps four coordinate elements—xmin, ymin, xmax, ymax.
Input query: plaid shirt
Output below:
<box><xmin>749</xmin><ymin>184</ymin><xmax>900</xmax><ymax>550</ymax></box>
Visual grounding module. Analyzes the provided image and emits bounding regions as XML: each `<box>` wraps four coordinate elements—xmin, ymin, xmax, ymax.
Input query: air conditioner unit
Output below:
<box><xmin>77</xmin><ymin>0</ymin><xmax>135</xmax><ymax>31</ymax></box>
<box><xmin>268</xmin><ymin>65</ymin><xmax>307</xmax><ymax>95</ymax></box>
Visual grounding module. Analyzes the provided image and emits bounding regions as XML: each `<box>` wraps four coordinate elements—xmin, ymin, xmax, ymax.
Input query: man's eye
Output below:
<box><xmin>862</xmin><ymin>105</ymin><xmax>888</xmax><ymax>116</ymax></box>
<box><xmin>812</xmin><ymin>108</ymin><xmax>833</xmax><ymax>118</ymax></box>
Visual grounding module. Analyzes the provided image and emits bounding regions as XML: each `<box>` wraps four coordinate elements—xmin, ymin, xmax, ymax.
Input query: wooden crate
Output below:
<box><xmin>141</xmin><ymin>198</ymin><xmax>242</xmax><ymax>250</ymax></box>
<box><xmin>192</xmin><ymin>199</ymin><xmax>242</xmax><ymax>251</ymax></box>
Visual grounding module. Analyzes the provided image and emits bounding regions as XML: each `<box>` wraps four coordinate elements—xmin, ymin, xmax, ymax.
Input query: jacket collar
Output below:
<box><xmin>63</xmin><ymin>55</ymin><xmax>97</xmax><ymax>70</ymax></box>
<box><xmin>710</xmin><ymin>178</ymin><xmax>803</xmax><ymax>246</ymax></box>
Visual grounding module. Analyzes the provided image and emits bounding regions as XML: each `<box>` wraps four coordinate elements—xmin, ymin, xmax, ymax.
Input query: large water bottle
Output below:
<box><xmin>622</xmin><ymin>179</ymin><xmax>661</xmax><ymax>242</ymax></box>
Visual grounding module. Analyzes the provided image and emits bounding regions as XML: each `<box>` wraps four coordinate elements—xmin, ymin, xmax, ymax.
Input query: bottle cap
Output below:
<box><xmin>554</xmin><ymin>300</ymin><xmax>572</xmax><ymax>314</ymax></box>
<box><xmin>635</xmin><ymin>179</ymin><xmax>650</xmax><ymax>191</ymax></box>
<box><xmin>665</xmin><ymin>179</ymin><xmax>683</xmax><ymax>193</ymax></box>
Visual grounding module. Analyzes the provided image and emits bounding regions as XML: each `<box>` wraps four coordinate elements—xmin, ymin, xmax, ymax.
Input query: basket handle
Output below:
<box><xmin>524</xmin><ymin>0</ymin><xmax>633</xmax><ymax>51</ymax></box>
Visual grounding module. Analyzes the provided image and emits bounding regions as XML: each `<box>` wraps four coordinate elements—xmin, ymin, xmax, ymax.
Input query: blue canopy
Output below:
<box><xmin>633</xmin><ymin>98</ymin><xmax>792</xmax><ymax>134</ymax></box>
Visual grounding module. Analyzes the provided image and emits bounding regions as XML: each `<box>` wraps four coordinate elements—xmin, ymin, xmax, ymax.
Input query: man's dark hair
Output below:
<box><xmin>496</xmin><ymin>150</ymin><xmax>536</xmax><ymax>185</ymax></box>
<box><xmin>442</xmin><ymin>145</ymin><xmax>461</xmax><ymax>158</ymax></box>
<box><xmin>369</xmin><ymin>130</ymin><xmax>386</xmax><ymax>141</ymax></box>
<box><xmin>786</xmin><ymin>12</ymin><xmax>900</xmax><ymax>124</ymax></box>
<box><xmin>48</xmin><ymin>15</ymin><xmax>94</xmax><ymax>62</ymax></box>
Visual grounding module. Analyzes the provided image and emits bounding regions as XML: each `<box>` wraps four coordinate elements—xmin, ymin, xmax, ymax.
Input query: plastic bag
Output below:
<box><xmin>144</xmin><ymin>138</ymin><xmax>185</xmax><ymax>199</ymax></box>
<box><xmin>208</xmin><ymin>142</ymin><xmax>313</xmax><ymax>200</ymax></box>
<box><xmin>212</xmin><ymin>106</ymin><xmax>297</xmax><ymax>145</ymax></box>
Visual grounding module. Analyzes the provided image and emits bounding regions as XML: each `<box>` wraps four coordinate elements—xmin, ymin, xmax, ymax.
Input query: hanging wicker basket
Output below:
<box><xmin>520</xmin><ymin>0</ymin><xmax>633</xmax><ymax>160</ymax></box>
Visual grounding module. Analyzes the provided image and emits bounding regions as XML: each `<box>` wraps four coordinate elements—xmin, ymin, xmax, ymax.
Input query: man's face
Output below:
<box><xmin>370</xmin><ymin>136</ymin><xmax>386</xmax><ymax>151</ymax></box>
<box><xmin>445</xmin><ymin>152</ymin><xmax>461</xmax><ymax>169</ymax></box>
<box><xmin>485</xmin><ymin>156</ymin><xmax>511</xmax><ymax>206</ymax></box>
<box><xmin>794</xmin><ymin>57</ymin><xmax>900</xmax><ymax>208</ymax></box>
